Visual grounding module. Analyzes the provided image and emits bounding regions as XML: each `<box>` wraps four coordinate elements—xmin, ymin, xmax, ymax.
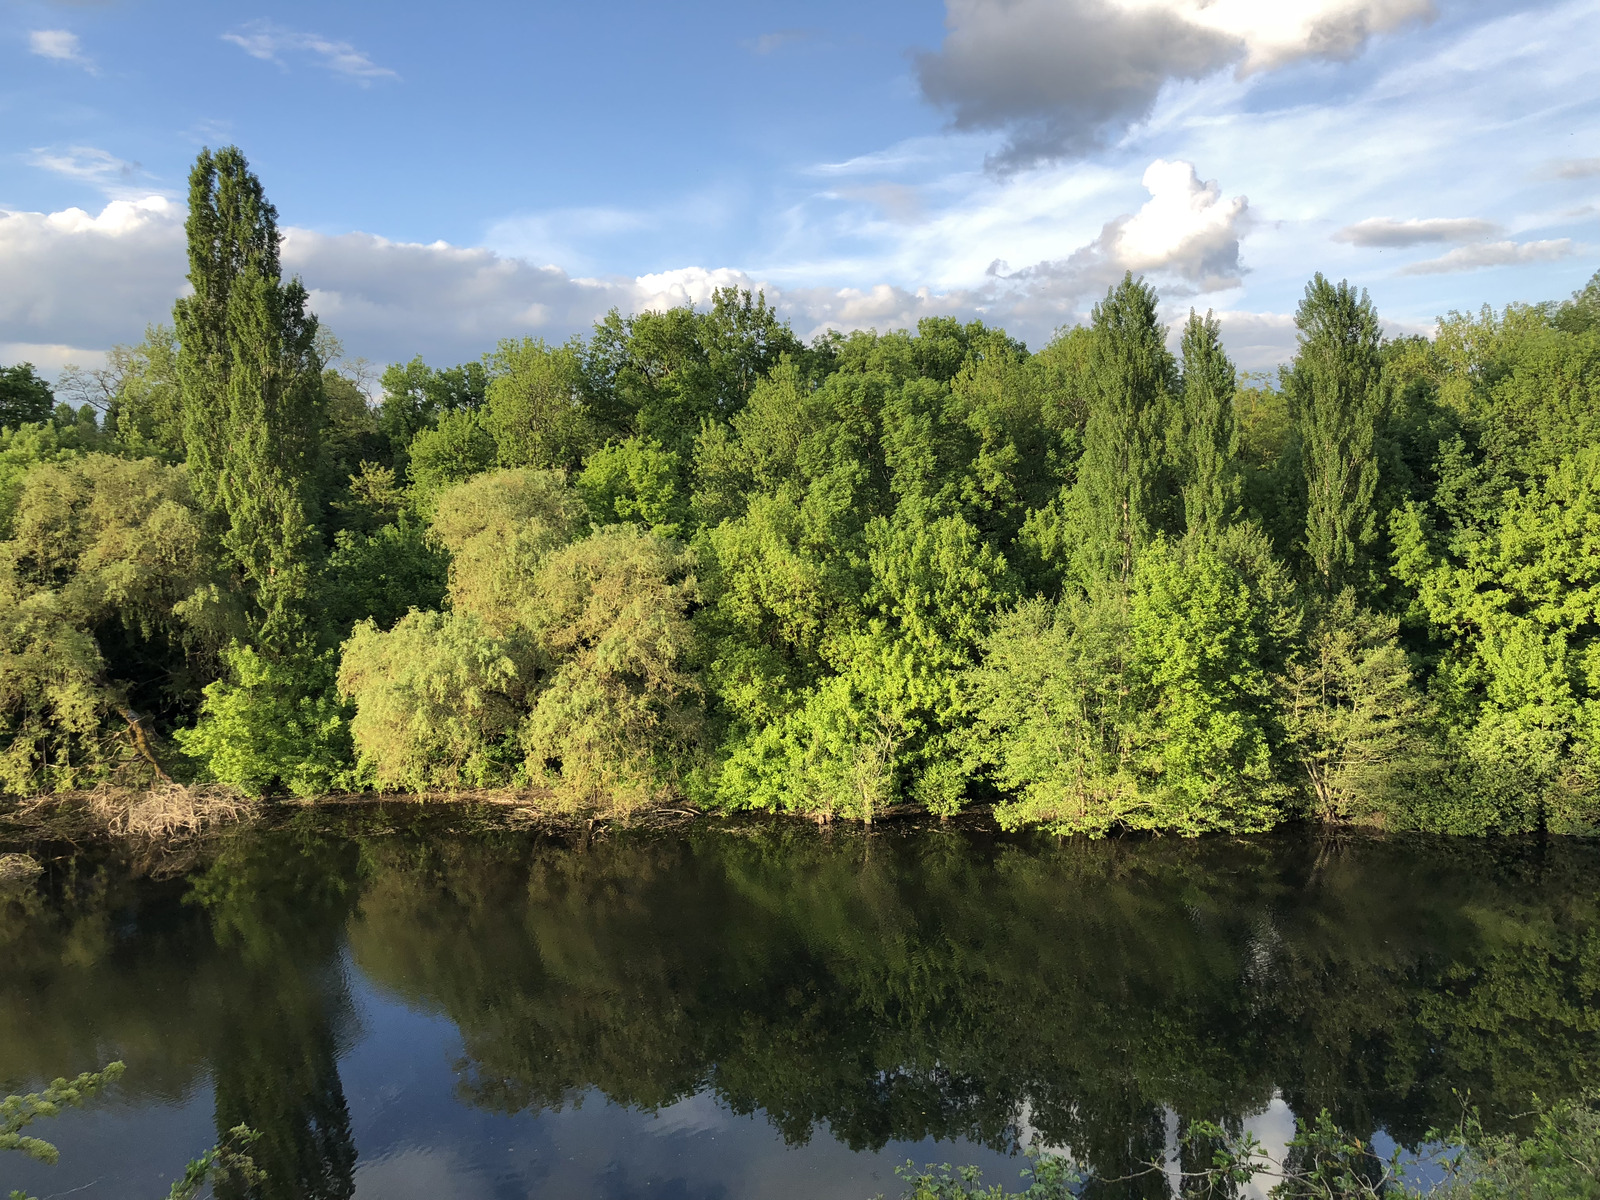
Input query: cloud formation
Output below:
<box><xmin>995</xmin><ymin>157</ymin><xmax>1249</xmax><ymax>323</ymax></box>
<box><xmin>1333</xmin><ymin>216</ymin><xmax>1499</xmax><ymax>247</ymax></box>
<box><xmin>917</xmin><ymin>0</ymin><xmax>1434</xmax><ymax>171</ymax></box>
<box><xmin>1115</xmin><ymin>159</ymin><xmax>1248</xmax><ymax>287</ymax></box>
<box><xmin>222</xmin><ymin>21</ymin><xmax>398</xmax><ymax>83</ymax></box>
<box><xmin>0</xmin><ymin>198</ymin><xmax>184</xmax><ymax>366</ymax></box>
<box><xmin>29</xmin><ymin>146</ymin><xmax>145</xmax><ymax>195</ymax></box>
<box><xmin>0</xmin><ymin>170</ymin><xmax>1268</xmax><ymax>386</ymax></box>
<box><xmin>1553</xmin><ymin>158</ymin><xmax>1600</xmax><ymax>179</ymax></box>
<box><xmin>1400</xmin><ymin>239</ymin><xmax>1574</xmax><ymax>275</ymax></box>
<box><xmin>29</xmin><ymin>29</ymin><xmax>93</xmax><ymax>69</ymax></box>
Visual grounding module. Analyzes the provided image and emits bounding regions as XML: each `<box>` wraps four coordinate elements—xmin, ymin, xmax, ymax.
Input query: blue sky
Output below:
<box><xmin>3</xmin><ymin>0</ymin><xmax>1598</xmax><ymax>374</ymax></box>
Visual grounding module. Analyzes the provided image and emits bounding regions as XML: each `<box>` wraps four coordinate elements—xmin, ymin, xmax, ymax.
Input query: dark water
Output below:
<box><xmin>2</xmin><ymin>809</ymin><xmax>1598</xmax><ymax>1200</ymax></box>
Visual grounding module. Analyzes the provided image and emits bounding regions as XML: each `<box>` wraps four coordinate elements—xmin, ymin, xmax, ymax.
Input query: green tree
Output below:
<box><xmin>404</xmin><ymin>408</ymin><xmax>497</xmax><ymax>510</ymax></box>
<box><xmin>1287</xmin><ymin>274</ymin><xmax>1384</xmax><ymax>592</ymax></box>
<box><xmin>57</xmin><ymin>326</ymin><xmax>185</xmax><ymax>460</ymax></box>
<box><xmin>520</xmin><ymin>525</ymin><xmax>703</xmax><ymax>810</ymax></box>
<box><xmin>1277</xmin><ymin>589</ymin><xmax>1436</xmax><ymax>823</ymax></box>
<box><xmin>1393</xmin><ymin>446</ymin><xmax>1600</xmax><ymax>833</ymax></box>
<box><xmin>577</xmin><ymin>436</ymin><xmax>688</xmax><ymax>537</ymax></box>
<box><xmin>1175</xmin><ymin>309</ymin><xmax>1240</xmax><ymax>541</ymax></box>
<box><xmin>1072</xmin><ymin>274</ymin><xmax>1175</xmax><ymax>585</ymax></box>
<box><xmin>339</xmin><ymin>608</ymin><xmax>530</xmax><ymax>791</ymax></box>
<box><xmin>173</xmin><ymin>147</ymin><xmax>325</xmax><ymax>650</ymax></box>
<box><xmin>0</xmin><ymin>364</ymin><xmax>54</xmax><ymax>431</ymax></box>
<box><xmin>176</xmin><ymin>644</ymin><xmax>353</xmax><ymax>797</ymax></box>
<box><xmin>483</xmin><ymin>337</ymin><xmax>594</xmax><ymax>469</ymax></box>
<box><xmin>0</xmin><ymin>454</ymin><xmax>231</xmax><ymax>793</ymax></box>
<box><xmin>378</xmin><ymin>355</ymin><xmax>487</xmax><ymax>455</ymax></box>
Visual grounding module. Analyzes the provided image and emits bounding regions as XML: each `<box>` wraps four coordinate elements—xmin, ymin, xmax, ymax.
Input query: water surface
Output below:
<box><xmin>2</xmin><ymin>809</ymin><xmax>1597</xmax><ymax>1199</ymax></box>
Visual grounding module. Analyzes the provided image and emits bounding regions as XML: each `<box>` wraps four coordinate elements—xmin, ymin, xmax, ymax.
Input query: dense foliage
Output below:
<box><xmin>4</xmin><ymin>147</ymin><xmax>1599</xmax><ymax>833</ymax></box>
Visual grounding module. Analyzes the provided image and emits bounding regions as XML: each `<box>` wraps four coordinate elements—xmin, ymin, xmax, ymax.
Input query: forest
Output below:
<box><xmin>3</xmin><ymin>145</ymin><xmax>1599</xmax><ymax>837</ymax></box>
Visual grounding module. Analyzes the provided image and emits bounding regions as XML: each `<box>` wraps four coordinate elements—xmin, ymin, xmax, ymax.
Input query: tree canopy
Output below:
<box><xmin>3</xmin><ymin>149</ymin><xmax>1599</xmax><ymax>836</ymax></box>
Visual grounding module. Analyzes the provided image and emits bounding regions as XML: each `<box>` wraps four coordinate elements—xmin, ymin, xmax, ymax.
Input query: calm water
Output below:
<box><xmin>2</xmin><ymin>808</ymin><xmax>1597</xmax><ymax>1200</ymax></box>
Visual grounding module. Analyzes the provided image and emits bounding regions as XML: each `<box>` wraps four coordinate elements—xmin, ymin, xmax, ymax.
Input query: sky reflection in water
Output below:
<box><xmin>2</xmin><ymin>811</ymin><xmax>1596</xmax><ymax>1199</ymax></box>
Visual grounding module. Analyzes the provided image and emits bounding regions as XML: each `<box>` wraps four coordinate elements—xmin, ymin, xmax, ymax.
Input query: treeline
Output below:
<box><xmin>2</xmin><ymin>146</ymin><xmax>1598</xmax><ymax>834</ymax></box>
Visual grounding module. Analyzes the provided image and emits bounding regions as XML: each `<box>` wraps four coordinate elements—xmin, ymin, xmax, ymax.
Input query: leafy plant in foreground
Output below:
<box><xmin>3</xmin><ymin>1061</ymin><xmax>265</xmax><ymax>1200</ymax></box>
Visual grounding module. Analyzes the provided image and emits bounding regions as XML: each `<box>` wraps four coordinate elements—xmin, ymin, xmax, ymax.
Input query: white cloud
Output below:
<box><xmin>1209</xmin><ymin>311</ymin><xmax>1297</xmax><ymax>372</ymax></box>
<box><xmin>221</xmin><ymin>21</ymin><xmax>397</xmax><ymax>83</ymax></box>
<box><xmin>1156</xmin><ymin>0</ymin><xmax>1436</xmax><ymax>72</ymax></box>
<box><xmin>1400</xmin><ymin>238</ymin><xmax>1575</xmax><ymax>275</ymax></box>
<box><xmin>0</xmin><ymin>173</ymin><xmax>1297</xmax><ymax>389</ymax></box>
<box><xmin>280</xmin><ymin>228</ymin><xmax>621</xmax><ymax>359</ymax></box>
<box><xmin>983</xmin><ymin>157</ymin><xmax>1249</xmax><ymax>332</ymax></box>
<box><xmin>0</xmin><ymin>197</ymin><xmax>184</xmax><ymax>354</ymax></box>
<box><xmin>29</xmin><ymin>29</ymin><xmax>94</xmax><ymax>69</ymax></box>
<box><xmin>28</xmin><ymin>146</ymin><xmax>149</xmax><ymax>196</ymax></box>
<box><xmin>1333</xmin><ymin>216</ymin><xmax>1501</xmax><ymax>247</ymax></box>
<box><xmin>1553</xmin><ymin>157</ymin><xmax>1600</xmax><ymax>179</ymax></box>
<box><xmin>1115</xmin><ymin>159</ymin><xmax>1248</xmax><ymax>286</ymax></box>
<box><xmin>916</xmin><ymin>0</ymin><xmax>1434</xmax><ymax>169</ymax></box>
<box><xmin>0</xmin><ymin>342</ymin><xmax>107</xmax><ymax>377</ymax></box>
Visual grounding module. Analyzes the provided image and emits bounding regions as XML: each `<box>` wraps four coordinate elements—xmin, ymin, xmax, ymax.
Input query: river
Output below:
<box><xmin>2</xmin><ymin>808</ymin><xmax>1597</xmax><ymax>1199</ymax></box>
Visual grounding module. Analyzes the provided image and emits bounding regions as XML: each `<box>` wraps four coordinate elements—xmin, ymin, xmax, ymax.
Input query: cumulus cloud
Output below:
<box><xmin>1115</xmin><ymin>159</ymin><xmax>1248</xmax><ymax>286</ymax></box>
<box><xmin>996</xmin><ymin>157</ymin><xmax>1249</xmax><ymax>318</ymax></box>
<box><xmin>29</xmin><ymin>28</ymin><xmax>93</xmax><ymax>69</ymax></box>
<box><xmin>0</xmin><ymin>162</ymin><xmax>1275</xmax><ymax>382</ymax></box>
<box><xmin>917</xmin><ymin>0</ymin><xmax>1434</xmax><ymax>170</ymax></box>
<box><xmin>1208</xmin><ymin>311</ymin><xmax>1298</xmax><ymax>371</ymax></box>
<box><xmin>280</xmin><ymin>228</ymin><xmax>623</xmax><ymax>359</ymax></box>
<box><xmin>222</xmin><ymin>21</ymin><xmax>397</xmax><ymax>83</ymax></box>
<box><xmin>0</xmin><ymin>197</ymin><xmax>184</xmax><ymax>359</ymax></box>
<box><xmin>1399</xmin><ymin>239</ymin><xmax>1575</xmax><ymax>275</ymax></box>
<box><xmin>1333</xmin><ymin>216</ymin><xmax>1500</xmax><ymax>247</ymax></box>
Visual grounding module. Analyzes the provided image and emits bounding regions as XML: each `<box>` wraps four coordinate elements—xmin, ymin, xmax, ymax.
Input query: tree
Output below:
<box><xmin>339</xmin><ymin>608</ymin><xmax>530</xmax><ymax>791</ymax></box>
<box><xmin>378</xmin><ymin>355</ymin><xmax>487</xmax><ymax>454</ymax></box>
<box><xmin>1072</xmin><ymin>274</ymin><xmax>1175</xmax><ymax>586</ymax></box>
<box><xmin>98</xmin><ymin>326</ymin><xmax>186</xmax><ymax>460</ymax></box>
<box><xmin>0</xmin><ymin>364</ymin><xmax>55</xmax><ymax>430</ymax></box>
<box><xmin>1393</xmin><ymin>446</ymin><xmax>1600</xmax><ymax>833</ymax></box>
<box><xmin>974</xmin><ymin>593</ymin><xmax>1143</xmax><ymax>836</ymax></box>
<box><xmin>1277</xmin><ymin>588</ymin><xmax>1435</xmax><ymax>823</ymax></box>
<box><xmin>483</xmin><ymin>337</ymin><xmax>594</xmax><ymax>470</ymax></box>
<box><xmin>1287</xmin><ymin>274</ymin><xmax>1384</xmax><ymax>593</ymax></box>
<box><xmin>520</xmin><ymin>526</ymin><xmax>703</xmax><ymax>811</ymax></box>
<box><xmin>0</xmin><ymin>454</ymin><xmax>229</xmax><ymax>794</ymax></box>
<box><xmin>1175</xmin><ymin>309</ymin><xmax>1240</xmax><ymax>541</ymax></box>
<box><xmin>172</xmin><ymin>146</ymin><xmax>325</xmax><ymax>649</ymax></box>
<box><xmin>404</xmin><ymin>409</ymin><xmax>497</xmax><ymax>510</ymax></box>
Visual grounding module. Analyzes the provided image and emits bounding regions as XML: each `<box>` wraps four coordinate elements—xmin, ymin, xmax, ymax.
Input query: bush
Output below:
<box><xmin>176</xmin><ymin>644</ymin><xmax>354</xmax><ymax>797</ymax></box>
<box><xmin>338</xmin><ymin>609</ymin><xmax>531</xmax><ymax>791</ymax></box>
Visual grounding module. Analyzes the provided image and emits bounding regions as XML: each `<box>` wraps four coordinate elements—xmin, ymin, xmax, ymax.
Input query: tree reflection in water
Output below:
<box><xmin>1</xmin><ymin>813</ymin><xmax>1597</xmax><ymax>1199</ymax></box>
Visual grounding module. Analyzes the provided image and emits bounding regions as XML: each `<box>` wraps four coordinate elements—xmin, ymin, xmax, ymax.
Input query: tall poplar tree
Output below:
<box><xmin>174</xmin><ymin>147</ymin><xmax>325</xmax><ymax>648</ymax></box>
<box><xmin>1286</xmin><ymin>274</ymin><xmax>1383</xmax><ymax>593</ymax></box>
<box><xmin>1175</xmin><ymin>310</ymin><xmax>1240</xmax><ymax>541</ymax></box>
<box><xmin>1074</xmin><ymin>274</ymin><xmax>1173</xmax><ymax>585</ymax></box>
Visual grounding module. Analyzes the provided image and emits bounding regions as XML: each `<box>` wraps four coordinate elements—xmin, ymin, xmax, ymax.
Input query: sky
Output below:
<box><xmin>3</xmin><ymin>0</ymin><xmax>1598</xmax><ymax>378</ymax></box>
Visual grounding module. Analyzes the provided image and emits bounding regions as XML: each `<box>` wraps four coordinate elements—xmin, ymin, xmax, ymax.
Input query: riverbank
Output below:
<box><xmin>1</xmin><ymin>783</ymin><xmax>992</xmax><ymax>845</ymax></box>
<box><xmin>0</xmin><ymin>785</ymin><xmax>810</xmax><ymax>846</ymax></box>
